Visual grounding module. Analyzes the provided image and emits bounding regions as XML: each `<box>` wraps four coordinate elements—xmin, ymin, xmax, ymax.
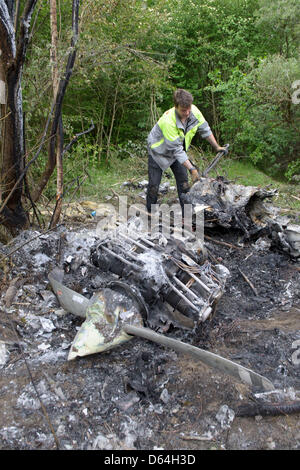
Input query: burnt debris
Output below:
<box><xmin>90</xmin><ymin>227</ymin><xmax>229</xmax><ymax>331</ymax></box>
<box><xmin>0</xmin><ymin>175</ymin><xmax>299</xmax><ymax>450</ymax></box>
<box><xmin>182</xmin><ymin>177</ymin><xmax>300</xmax><ymax>259</ymax></box>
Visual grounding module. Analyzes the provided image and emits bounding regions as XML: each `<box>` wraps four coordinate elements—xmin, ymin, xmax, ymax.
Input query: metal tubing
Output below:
<box><xmin>100</xmin><ymin>245</ymin><xmax>142</xmax><ymax>271</ymax></box>
<box><xmin>165</xmin><ymin>276</ymin><xmax>199</xmax><ymax>312</ymax></box>
<box><xmin>172</xmin><ymin>275</ymin><xmax>203</xmax><ymax>303</ymax></box>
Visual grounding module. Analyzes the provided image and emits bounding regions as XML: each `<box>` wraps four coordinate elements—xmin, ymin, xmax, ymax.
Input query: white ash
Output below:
<box><xmin>120</xmin><ymin>416</ymin><xmax>152</xmax><ymax>448</ymax></box>
<box><xmin>0</xmin><ymin>341</ymin><xmax>9</xmax><ymax>366</ymax></box>
<box><xmin>33</xmin><ymin>253</ymin><xmax>51</xmax><ymax>267</ymax></box>
<box><xmin>112</xmin><ymin>392</ymin><xmax>140</xmax><ymax>412</ymax></box>
<box><xmin>37</xmin><ymin>343</ymin><xmax>51</xmax><ymax>351</ymax></box>
<box><xmin>17</xmin><ymin>392</ymin><xmax>41</xmax><ymax>411</ymax></box>
<box><xmin>254</xmin><ymin>238</ymin><xmax>272</xmax><ymax>251</ymax></box>
<box><xmin>30</xmin><ymin>349</ymin><xmax>67</xmax><ymax>365</ymax></box>
<box><xmin>147</xmin><ymin>403</ymin><xmax>164</xmax><ymax>415</ymax></box>
<box><xmin>92</xmin><ymin>433</ymin><xmax>114</xmax><ymax>450</ymax></box>
<box><xmin>159</xmin><ymin>182</ymin><xmax>170</xmax><ymax>193</ymax></box>
<box><xmin>39</xmin><ymin>317</ymin><xmax>56</xmax><ymax>333</ymax></box>
<box><xmin>215</xmin><ymin>404</ymin><xmax>235</xmax><ymax>429</ymax></box>
<box><xmin>0</xmin><ymin>427</ymin><xmax>22</xmax><ymax>442</ymax></box>
<box><xmin>136</xmin><ymin>249</ymin><xmax>167</xmax><ymax>286</ymax></box>
<box><xmin>160</xmin><ymin>388</ymin><xmax>170</xmax><ymax>404</ymax></box>
<box><xmin>20</xmin><ymin>312</ymin><xmax>41</xmax><ymax>331</ymax></box>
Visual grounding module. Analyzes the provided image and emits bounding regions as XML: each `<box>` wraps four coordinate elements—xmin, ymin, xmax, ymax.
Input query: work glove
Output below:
<box><xmin>189</xmin><ymin>168</ymin><xmax>200</xmax><ymax>184</ymax></box>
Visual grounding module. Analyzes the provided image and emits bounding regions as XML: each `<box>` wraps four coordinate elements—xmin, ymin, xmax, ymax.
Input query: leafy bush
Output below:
<box><xmin>217</xmin><ymin>55</ymin><xmax>300</xmax><ymax>178</ymax></box>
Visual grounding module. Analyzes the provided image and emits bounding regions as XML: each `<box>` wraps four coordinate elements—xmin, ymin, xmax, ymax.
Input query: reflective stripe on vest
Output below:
<box><xmin>151</xmin><ymin>137</ymin><xmax>165</xmax><ymax>149</ymax></box>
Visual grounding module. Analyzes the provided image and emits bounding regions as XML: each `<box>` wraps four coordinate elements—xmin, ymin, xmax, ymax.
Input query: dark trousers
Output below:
<box><xmin>146</xmin><ymin>154</ymin><xmax>189</xmax><ymax>215</ymax></box>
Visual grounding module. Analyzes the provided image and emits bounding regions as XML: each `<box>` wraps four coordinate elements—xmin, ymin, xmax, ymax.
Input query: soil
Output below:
<box><xmin>0</xmin><ymin>219</ymin><xmax>299</xmax><ymax>451</ymax></box>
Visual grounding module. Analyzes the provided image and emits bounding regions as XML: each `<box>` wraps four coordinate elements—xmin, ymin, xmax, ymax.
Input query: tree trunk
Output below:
<box><xmin>32</xmin><ymin>0</ymin><xmax>80</xmax><ymax>204</ymax></box>
<box><xmin>0</xmin><ymin>1</ymin><xmax>38</xmax><ymax>233</ymax></box>
<box><xmin>106</xmin><ymin>73</ymin><xmax>121</xmax><ymax>163</ymax></box>
<box><xmin>50</xmin><ymin>115</ymin><xmax>64</xmax><ymax>228</ymax></box>
<box><xmin>1</xmin><ymin>66</ymin><xmax>28</xmax><ymax>231</ymax></box>
<box><xmin>0</xmin><ymin>58</ymin><xmax>7</xmax><ymax>203</ymax></box>
<box><xmin>50</xmin><ymin>0</ymin><xmax>59</xmax><ymax>97</ymax></box>
<box><xmin>14</xmin><ymin>0</ymin><xmax>20</xmax><ymax>32</ymax></box>
<box><xmin>49</xmin><ymin>0</ymin><xmax>64</xmax><ymax>228</ymax></box>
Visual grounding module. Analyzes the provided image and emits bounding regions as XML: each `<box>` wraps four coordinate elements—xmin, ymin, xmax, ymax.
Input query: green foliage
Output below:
<box><xmin>151</xmin><ymin>0</ymin><xmax>261</xmax><ymax>114</ymax></box>
<box><xmin>19</xmin><ymin>0</ymin><xmax>300</xmax><ymax>200</ymax></box>
<box><xmin>64</xmin><ymin>0</ymin><xmax>171</xmax><ymax>148</ymax></box>
<box><xmin>217</xmin><ymin>55</ymin><xmax>300</xmax><ymax>177</ymax></box>
<box><xmin>254</xmin><ymin>0</ymin><xmax>300</xmax><ymax>57</ymax></box>
<box><xmin>112</xmin><ymin>140</ymin><xmax>148</xmax><ymax>162</ymax></box>
<box><xmin>285</xmin><ymin>160</ymin><xmax>300</xmax><ymax>182</ymax></box>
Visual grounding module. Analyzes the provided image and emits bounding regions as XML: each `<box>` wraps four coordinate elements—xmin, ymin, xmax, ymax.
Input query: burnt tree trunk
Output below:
<box><xmin>0</xmin><ymin>0</ymin><xmax>37</xmax><ymax>233</ymax></box>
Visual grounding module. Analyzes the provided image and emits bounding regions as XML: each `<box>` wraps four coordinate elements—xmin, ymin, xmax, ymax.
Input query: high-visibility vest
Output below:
<box><xmin>155</xmin><ymin>105</ymin><xmax>205</xmax><ymax>150</ymax></box>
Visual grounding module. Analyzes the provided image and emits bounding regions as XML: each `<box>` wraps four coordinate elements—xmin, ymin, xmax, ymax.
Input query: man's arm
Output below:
<box><xmin>182</xmin><ymin>130</ymin><xmax>227</xmax><ymax>183</ymax></box>
<box><xmin>197</xmin><ymin>120</ymin><xmax>226</xmax><ymax>153</ymax></box>
<box><xmin>183</xmin><ymin>159</ymin><xmax>200</xmax><ymax>183</ymax></box>
<box><xmin>205</xmin><ymin>133</ymin><xmax>226</xmax><ymax>153</ymax></box>
<box><xmin>182</xmin><ymin>159</ymin><xmax>194</xmax><ymax>171</ymax></box>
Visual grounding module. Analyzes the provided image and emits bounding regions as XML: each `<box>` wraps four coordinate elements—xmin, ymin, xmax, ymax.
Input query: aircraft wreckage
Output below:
<box><xmin>49</xmin><ymin>175</ymin><xmax>299</xmax><ymax>393</ymax></box>
<box><xmin>183</xmin><ymin>176</ymin><xmax>300</xmax><ymax>258</ymax></box>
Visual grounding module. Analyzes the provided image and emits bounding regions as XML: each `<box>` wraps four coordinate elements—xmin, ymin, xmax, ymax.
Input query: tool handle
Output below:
<box><xmin>202</xmin><ymin>143</ymin><xmax>230</xmax><ymax>178</ymax></box>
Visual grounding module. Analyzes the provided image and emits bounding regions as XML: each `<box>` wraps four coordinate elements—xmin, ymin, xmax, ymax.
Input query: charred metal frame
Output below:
<box><xmin>90</xmin><ymin>231</ymin><xmax>228</xmax><ymax>327</ymax></box>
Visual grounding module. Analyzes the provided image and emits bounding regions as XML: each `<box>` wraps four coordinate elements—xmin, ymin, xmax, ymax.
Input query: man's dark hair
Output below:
<box><xmin>173</xmin><ymin>88</ymin><xmax>193</xmax><ymax>108</ymax></box>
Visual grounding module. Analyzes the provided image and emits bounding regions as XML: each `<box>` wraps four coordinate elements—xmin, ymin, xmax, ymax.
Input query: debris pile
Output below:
<box><xmin>183</xmin><ymin>177</ymin><xmax>278</xmax><ymax>236</ymax></box>
<box><xmin>0</xmin><ymin>175</ymin><xmax>299</xmax><ymax>450</ymax></box>
<box><xmin>183</xmin><ymin>177</ymin><xmax>300</xmax><ymax>258</ymax></box>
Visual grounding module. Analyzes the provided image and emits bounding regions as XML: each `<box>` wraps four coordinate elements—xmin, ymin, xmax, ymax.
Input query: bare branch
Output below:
<box><xmin>62</xmin><ymin>120</ymin><xmax>95</xmax><ymax>157</ymax></box>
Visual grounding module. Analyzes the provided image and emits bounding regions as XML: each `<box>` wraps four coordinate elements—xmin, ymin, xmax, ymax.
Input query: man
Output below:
<box><xmin>146</xmin><ymin>88</ymin><xmax>227</xmax><ymax>215</ymax></box>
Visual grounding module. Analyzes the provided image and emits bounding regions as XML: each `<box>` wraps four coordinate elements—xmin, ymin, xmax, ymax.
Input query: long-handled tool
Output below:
<box><xmin>202</xmin><ymin>144</ymin><xmax>230</xmax><ymax>178</ymax></box>
<box><xmin>49</xmin><ymin>271</ymin><xmax>274</xmax><ymax>392</ymax></box>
